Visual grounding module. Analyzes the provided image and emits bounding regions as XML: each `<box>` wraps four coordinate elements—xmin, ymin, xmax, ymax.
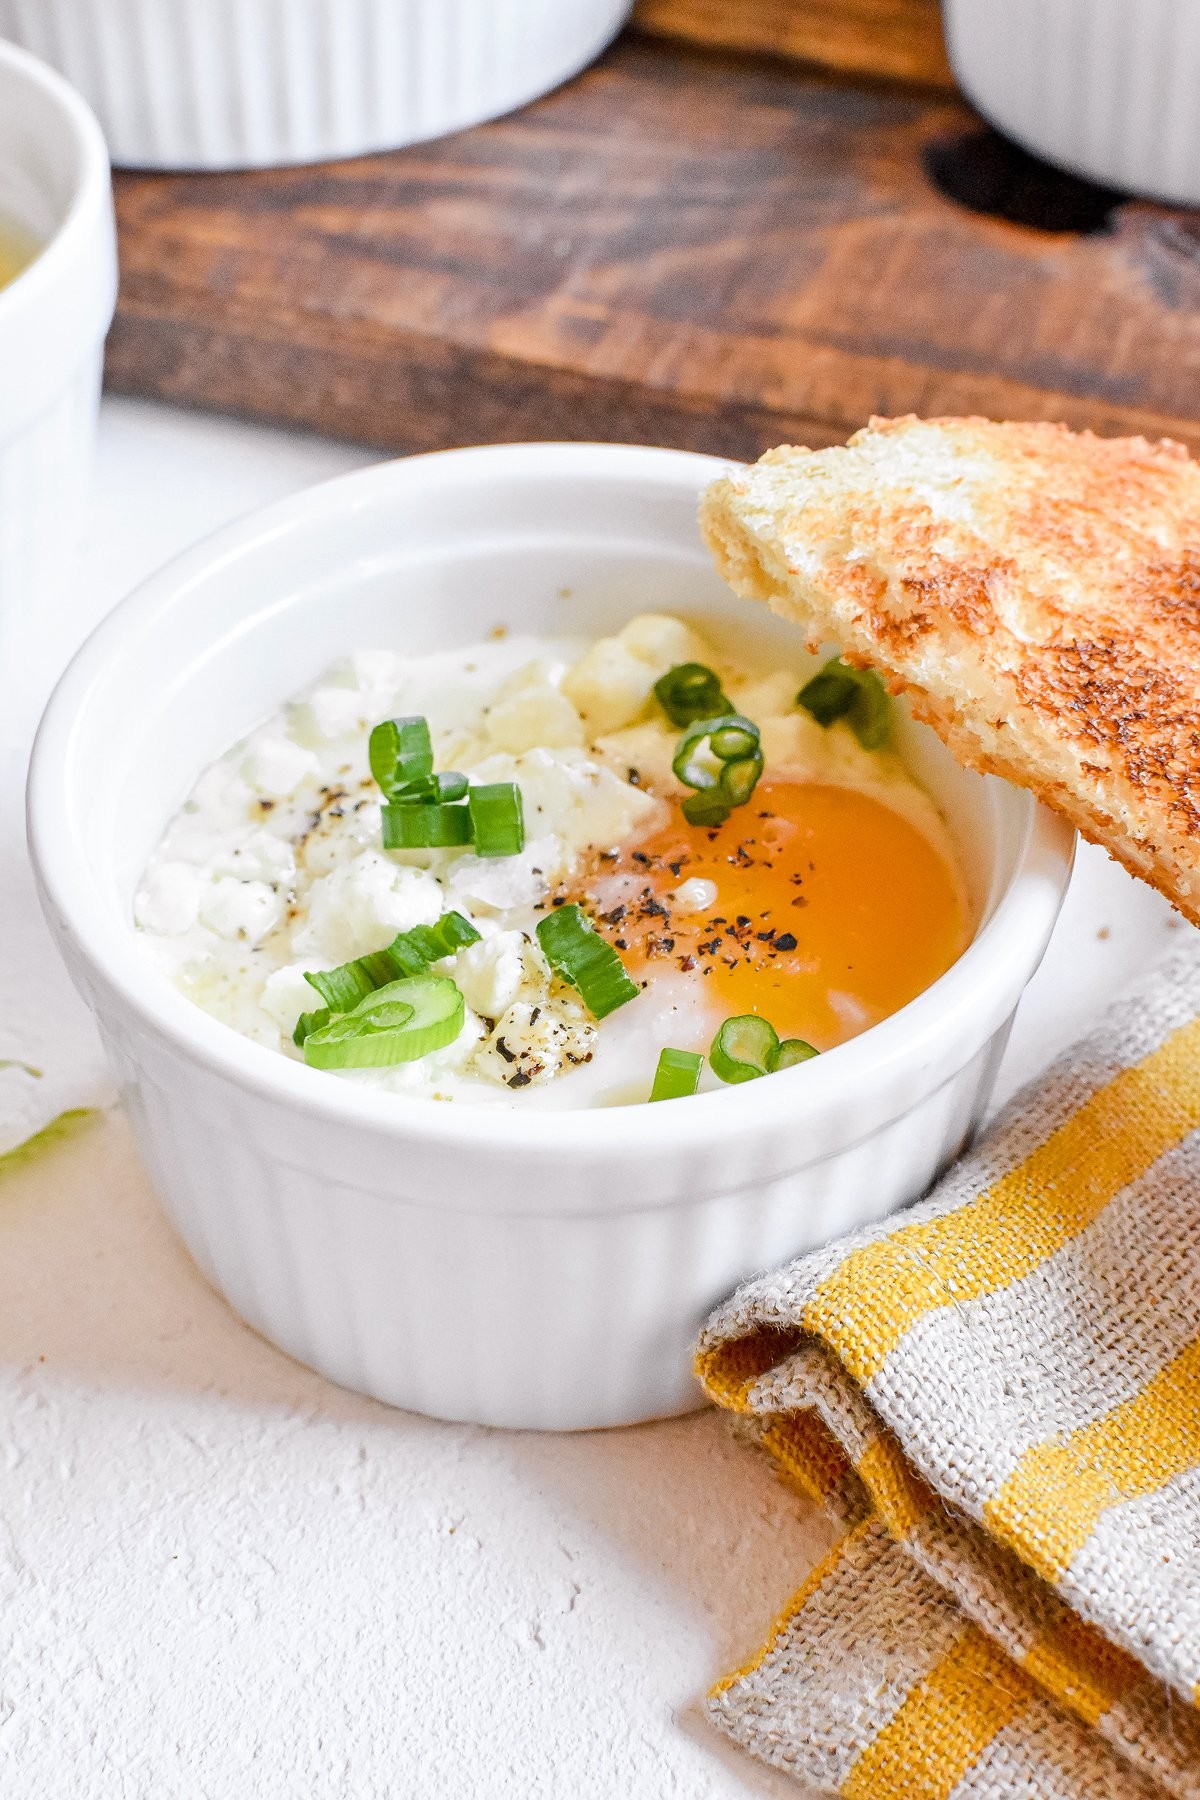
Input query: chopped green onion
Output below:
<box><xmin>301</xmin><ymin>912</ymin><xmax>482</xmax><ymax>1023</ymax></box>
<box><xmin>369</xmin><ymin>716</ymin><xmax>434</xmax><ymax>798</ymax></box>
<box><xmin>717</xmin><ymin>752</ymin><xmax>765</xmax><ymax>807</ymax></box>
<box><xmin>710</xmin><ymin>1014</ymin><xmax>779</xmax><ymax>1083</ymax></box>
<box><xmin>293</xmin><ymin>1007</ymin><xmax>332</xmax><ymax>1047</ymax></box>
<box><xmin>797</xmin><ymin>656</ymin><xmax>891</xmax><ymax>750</ymax></box>
<box><xmin>681</xmin><ymin>788</ymin><xmax>734</xmax><ymax>827</ymax></box>
<box><xmin>468</xmin><ymin>781</ymin><xmax>525</xmax><ymax>858</ymax></box>
<box><xmin>710</xmin><ymin>1014</ymin><xmax>822</xmax><ymax>1083</ymax></box>
<box><xmin>396</xmin><ymin>770</ymin><xmax>470</xmax><ymax>804</ymax></box>
<box><xmin>381</xmin><ymin>800</ymin><xmax>473</xmax><ymax>849</ymax></box>
<box><xmin>654</xmin><ymin>662</ymin><xmax>732</xmax><ymax>727</ymax></box>
<box><xmin>303</xmin><ymin>975</ymin><xmax>464</xmax><ymax>1070</ymax></box>
<box><xmin>672</xmin><ymin>712</ymin><xmax>759</xmax><ymax>792</ymax></box>
<box><xmin>649</xmin><ymin>1047</ymin><xmax>703</xmax><ymax>1102</ymax></box>
<box><xmin>536</xmin><ymin>903</ymin><xmax>640</xmax><ymax>1020</ymax></box>
<box><xmin>304</xmin><ymin>963</ymin><xmax>377</xmax><ymax>1013</ymax></box>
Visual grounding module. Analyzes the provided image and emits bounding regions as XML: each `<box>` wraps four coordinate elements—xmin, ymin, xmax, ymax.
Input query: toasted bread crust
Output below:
<box><xmin>700</xmin><ymin>416</ymin><xmax>1200</xmax><ymax>923</ymax></box>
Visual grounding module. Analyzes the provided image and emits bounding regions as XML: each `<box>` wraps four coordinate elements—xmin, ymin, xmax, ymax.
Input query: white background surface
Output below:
<box><xmin>0</xmin><ymin>399</ymin><xmax>1188</xmax><ymax>1800</ymax></box>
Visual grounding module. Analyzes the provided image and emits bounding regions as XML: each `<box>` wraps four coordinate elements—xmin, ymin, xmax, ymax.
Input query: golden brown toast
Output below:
<box><xmin>701</xmin><ymin>415</ymin><xmax>1200</xmax><ymax>924</ymax></box>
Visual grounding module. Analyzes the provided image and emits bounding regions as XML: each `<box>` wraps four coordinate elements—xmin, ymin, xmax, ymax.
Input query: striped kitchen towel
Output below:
<box><xmin>697</xmin><ymin>944</ymin><xmax>1200</xmax><ymax>1798</ymax></box>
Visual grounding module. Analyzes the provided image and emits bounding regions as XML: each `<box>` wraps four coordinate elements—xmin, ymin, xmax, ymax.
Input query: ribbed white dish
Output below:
<box><xmin>27</xmin><ymin>444</ymin><xmax>1076</xmax><ymax>1431</ymax></box>
<box><xmin>0</xmin><ymin>0</ymin><xmax>634</xmax><ymax>171</ymax></box>
<box><xmin>945</xmin><ymin>0</ymin><xmax>1200</xmax><ymax>206</ymax></box>
<box><xmin>0</xmin><ymin>43</ymin><xmax>116</xmax><ymax>627</ymax></box>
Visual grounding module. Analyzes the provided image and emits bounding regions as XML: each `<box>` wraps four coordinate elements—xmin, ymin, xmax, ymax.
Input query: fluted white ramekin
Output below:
<box><xmin>0</xmin><ymin>42</ymin><xmax>116</xmax><ymax>628</ymax></box>
<box><xmin>945</xmin><ymin>0</ymin><xmax>1200</xmax><ymax>206</ymax></box>
<box><xmin>27</xmin><ymin>444</ymin><xmax>1075</xmax><ymax>1430</ymax></box>
<box><xmin>0</xmin><ymin>0</ymin><xmax>634</xmax><ymax>171</ymax></box>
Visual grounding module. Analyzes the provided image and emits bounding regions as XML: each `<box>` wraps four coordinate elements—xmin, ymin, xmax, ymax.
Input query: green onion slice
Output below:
<box><xmin>710</xmin><ymin>1014</ymin><xmax>779</xmax><ymax>1083</ymax></box>
<box><xmin>369</xmin><ymin>716</ymin><xmax>435</xmax><ymax>798</ymax></box>
<box><xmin>797</xmin><ymin>656</ymin><xmax>891</xmax><ymax>750</ymax></box>
<box><xmin>654</xmin><ymin>662</ymin><xmax>732</xmax><ymax>728</ymax></box>
<box><xmin>393</xmin><ymin>770</ymin><xmax>470</xmax><ymax>805</ymax></box>
<box><xmin>302</xmin><ymin>911</ymin><xmax>481</xmax><ymax>1020</ymax></box>
<box><xmin>468</xmin><ymin>782</ymin><xmax>525</xmax><ymax>858</ymax></box>
<box><xmin>649</xmin><ymin>1047</ymin><xmax>703</xmax><ymax>1102</ymax></box>
<box><xmin>536</xmin><ymin>904</ymin><xmax>640</xmax><ymax>1020</ymax></box>
<box><xmin>681</xmin><ymin>788</ymin><xmax>733</xmax><ymax>828</ymax></box>
<box><xmin>381</xmin><ymin>801</ymin><xmax>473</xmax><ymax>850</ymax></box>
<box><xmin>303</xmin><ymin>975</ymin><xmax>464</xmax><ymax>1070</ymax></box>
<box><xmin>718</xmin><ymin>752</ymin><xmax>764</xmax><ymax>808</ymax></box>
<box><xmin>293</xmin><ymin>1007</ymin><xmax>331</xmax><ymax>1047</ymax></box>
<box><xmin>710</xmin><ymin>1014</ymin><xmax>822</xmax><ymax>1083</ymax></box>
<box><xmin>672</xmin><ymin>713</ymin><xmax>760</xmax><ymax>793</ymax></box>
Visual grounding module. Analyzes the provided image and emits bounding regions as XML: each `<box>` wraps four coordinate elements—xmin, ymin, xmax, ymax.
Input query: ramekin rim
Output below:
<box><xmin>28</xmin><ymin>441</ymin><xmax>1078</xmax><ymax>1156</ymax></box>
<box><xmin>0</xmin><ymin>39</ymin><xmax>115</xmax><ymax>331</ymax></box>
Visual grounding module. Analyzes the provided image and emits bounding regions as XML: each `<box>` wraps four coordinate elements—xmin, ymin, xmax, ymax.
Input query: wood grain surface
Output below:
<box><xmin>107</xmin><ymin>35</ymin><xmax>1200</xmax><ymax>463</ymax></box>
<box><xmin>631</xmin><ymin>0</ymin><xmax>953</xmax><ymax>88</ymax></box>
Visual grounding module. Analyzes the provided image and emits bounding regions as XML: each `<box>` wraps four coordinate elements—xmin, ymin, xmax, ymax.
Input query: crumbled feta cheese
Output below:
<box><xmin>261</xmin><ymin>964</ymin><xmax>321</xmax><ymax>1034</ymax></box>
<box><xmin>210</xmin><ymin>831</ymin><xmax>296</xmax><ymax>887</ymax></box>
<box><xmin>561</xmin><ymin>613</ymin><xmax>712</xmax><ymax>734</ymax></box>
<box><xmin>199</xmin><ymin>878</ymin><xmax>283</xmax><ymax>944</ymax></box>
<box><xmin>134</xmin><ymin>862</ymin><xmax>201</xmax><ymax>934</ymax></box>
<box><xmin>242</xmin><ymin>734</ymin><xmax>319</xmax><ymax>799</ymax></box>
<box><xmin>446</xmin><ymin>841</ymin><xmax>555</xmax><ymax>914</ymax></box>
<box><xmin>188</xmin><ymin>761</ymin><xmax>254</xmax><ymax>829</ymax></box>
<box><xmin>672</xmin><ymin>877</ymin><xmax>718</xmax><ymax>914</ymax></box>
<box><xmin>453</xmin><ymin>930</ymin><xmax>542</xmax><ymax>1020</ymax></box>
<box><xmin>484</xmin><ymin>662</ymin><xmax>586</xmax><ymax>755</ymax></box>
<box><xmin>470</xmin><ymin>996</ymin><xmax>596</xmax><ymax>1088</ymax></box>
<box><xmin>298</xmin><ymin>851</ymin><xmax>443</xmax><ymax>961</ymax></box>
<box><xmin>292</xmin><ymin>685</ymin><xmax>372</xmax><ymax>743</ymax></box>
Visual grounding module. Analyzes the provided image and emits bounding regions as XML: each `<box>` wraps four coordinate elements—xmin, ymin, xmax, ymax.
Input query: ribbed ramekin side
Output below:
<box><xmin>101</xmin><ymin>1013</ymin><xmax>1009</xmax><ymax>1431</ymax></box>
<box><xmin>0</xmin><ymin>0</ymin><xmax>633</xmax><ymax>170</ymax></box>
<box><xmin>945</xmin><ymin>0</ymin><xmax>1200</xmax><ymax>207</ymax></box>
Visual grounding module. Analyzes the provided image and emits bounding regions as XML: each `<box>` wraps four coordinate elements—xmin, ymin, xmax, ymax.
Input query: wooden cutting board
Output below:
<box><xmin>106</xmin><ymin>33</ymin><xmax>1200</xmax><ymax>463</ymax></box>
<box><xmin>630</xmin><ymin>0</ymin><xmax>953</xmax><ymax>88</ymax></box>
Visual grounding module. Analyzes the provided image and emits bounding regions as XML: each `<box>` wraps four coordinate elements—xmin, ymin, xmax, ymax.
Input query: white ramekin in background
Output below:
<box><xmin>0</xmin><ymin>42</ymin><xmax>116</xmax><ymax>626</ymax></box>
<box><xmin>0</xmin><ymin>0</ymin><xmax>634</xmax><ymax>171</ymax></box>
<box><xmin>945</xmin><ymin>0</ymin><xmax>1200</xmax><ymax>206</ymax></box>
<box><xmin>27</xmin><ymin>444</ymin><xmax>1075</xmax><ymax>1431</ymax></box>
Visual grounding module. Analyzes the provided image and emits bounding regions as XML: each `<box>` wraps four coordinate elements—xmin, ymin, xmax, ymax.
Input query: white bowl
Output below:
<box><xmin>0</xmin><ymin>42</ymin><xmax>116</xmax><ymax>625</ymax></box>
<box><xmin>945</xmin><ymin>0</ymin><xmax>1200</xmax><ymax>206</ymax></box>
<box><xmin>0</xmin><ymin>0</ymin><xmax>634</xmax><ymax>171</ymax></box>
<box><xmin>27</xmin><ymin>443</ymin><xmax>1075</xmax><ymax>1430</ymax></box>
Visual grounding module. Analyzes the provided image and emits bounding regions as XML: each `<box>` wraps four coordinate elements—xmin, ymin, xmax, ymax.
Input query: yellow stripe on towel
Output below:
<box><xmin>803</xmin><ymin>1016</ymin><xmax>1200</xmax><ymax>1384</ymax></box>
<box><xmin>841</xmin><ymin>1625</ymin><xmax>1035</xmax><ymax>1800</ymax></box>
<box><xmin>985</xmin><ymin>1331</ymin><xmax>1200</xmax><ymax>1585</ymax></box>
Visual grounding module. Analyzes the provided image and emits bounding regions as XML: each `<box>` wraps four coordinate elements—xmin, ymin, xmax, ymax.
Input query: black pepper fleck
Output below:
<box><xmin>775</xmin><ymin>933</ymin><xmax>798</xmax><ymax>952</ymax></box>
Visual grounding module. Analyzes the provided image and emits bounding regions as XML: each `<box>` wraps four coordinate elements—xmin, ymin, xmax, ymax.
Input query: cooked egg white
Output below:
<box><xmin>134</xmin><ymin>615</ymin><xmax>968</xmax><ymax>1107</ymax></box>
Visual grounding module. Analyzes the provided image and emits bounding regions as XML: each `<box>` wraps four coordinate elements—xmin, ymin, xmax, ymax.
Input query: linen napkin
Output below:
<box><xmin>698</xmin><ymin>944</ymin><xmax>1200</xmax><ymax>1798</ymax></box>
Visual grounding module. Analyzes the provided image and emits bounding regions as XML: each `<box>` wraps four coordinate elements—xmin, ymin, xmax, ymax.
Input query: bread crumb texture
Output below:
<box><xmin>701</xmin><ymin>415</ymin><xmax>1200</xmax><ymax>924</ymax></box>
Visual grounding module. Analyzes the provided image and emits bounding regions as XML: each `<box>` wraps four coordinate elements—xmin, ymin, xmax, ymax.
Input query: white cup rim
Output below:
<box><xmin>27</xmin><ymin>442</ymin><xmax>1077</xmax><ymax>1162</ymax></box>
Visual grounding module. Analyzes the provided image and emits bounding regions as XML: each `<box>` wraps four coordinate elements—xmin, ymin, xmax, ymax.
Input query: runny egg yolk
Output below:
<box><xmin>567</xmin><ymin>780</ymin><xmax>967</xmax><ymax>1051</ymax></box>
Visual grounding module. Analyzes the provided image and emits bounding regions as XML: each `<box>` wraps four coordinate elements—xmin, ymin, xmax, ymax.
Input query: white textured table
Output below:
<box><xmin>0</xmin><ymin>400</ymin><xmax>1187</xmax><ymax>1800</ymax></box>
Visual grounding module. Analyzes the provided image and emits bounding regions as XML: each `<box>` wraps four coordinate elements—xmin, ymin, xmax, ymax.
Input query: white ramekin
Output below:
<box><xmin>27</xmin><ymin>443</ymin><xmax>1075</xmax><ymax>1431</ymax></box>
<box><xmin>945</xmin><ymin>0</ymin><xmax>1200</xmax><ymax>206</ymax></box>
<box><xmin>0</xmin><ymin>0</ymin><xmax>634</xmax><ymax>172</ymax></box>
<box><xmin>0</xmin><ymin>42</ymin><xmax>116</xmax><ymax>628</ymax></box>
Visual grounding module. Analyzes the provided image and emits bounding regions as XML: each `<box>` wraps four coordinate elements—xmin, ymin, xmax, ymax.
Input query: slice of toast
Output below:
<box><xmin>700</xmin><ymin>415</ymin><xmax>1200</xmax><ymax>924</ymax></box>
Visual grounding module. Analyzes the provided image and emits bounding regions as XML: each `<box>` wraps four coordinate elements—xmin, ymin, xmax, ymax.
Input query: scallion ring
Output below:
<box><xmin>797</xmin><ymin>656</ymin><xmax>891</xmax><ymax>750</ymax></box>
<box><xmin>649</xmin><ymin>1047</ymin><xmax>703</xmax><ymax>1102</ymax></box>
<box><xmin>535</xmin><ymin>903</ymin><xmax>640</xmax><ymax>1020</ymax></box>
<box><xmin>710</xmin><ymin>1014</ymin><xmax>778</xmax><ymax>1083</ymax></box>
<box><xmin>671</xmin><ymin>713</ymin><xmax>761</xmax><ymax>792</ymax></box>
<box><xmin>302</xmin><ymin>975</ymin><xmax>464</xmax><ymax>1070</ymax></box>
<box><xmin>654</xmin><ymin>662</ymin><xmax>732</xmax><ymax>728</ymax></box>
<box><xmin>369</xmin><ymin>715</ymin><xmax>435</xmax><ymax>798</ymax></box>
<box><xmin>468</xmin><ymin>781</ymin><xmax>525</xmax><ymax>858</ymax></box>
<box><xmin>710</xmin><ymin>1014</ymin><xmax>821</xmax><ymax>1083</ymax></box>
<box><xmin>381</xmin><ymin>801</ymin><xmax>473</xmax><ymax>850</ymax></box>
<box><xmin>302</xmin><ymin>912</ymin><xmax>481</xmax><ymax>1016</ymax></box>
